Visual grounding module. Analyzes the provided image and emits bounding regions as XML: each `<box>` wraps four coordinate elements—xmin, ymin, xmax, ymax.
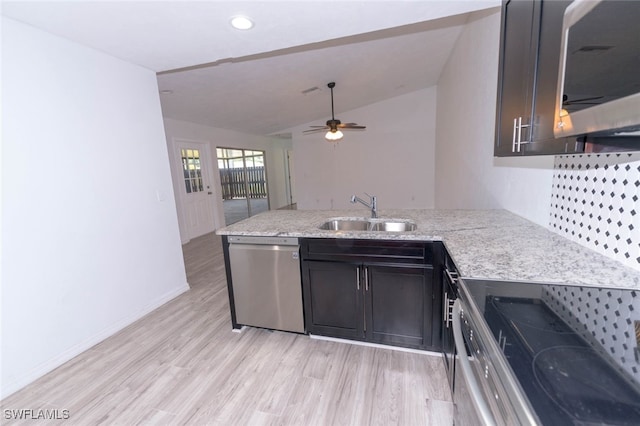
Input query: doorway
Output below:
<box><xmin>217</xmin><ymin>148</ymin><xmax>269</xmax><ymax>225</ymax></box>
<box><xmin>177</xmin><ymin>142</ymin><xmax>216</xmax><ymax>239</ymax></box>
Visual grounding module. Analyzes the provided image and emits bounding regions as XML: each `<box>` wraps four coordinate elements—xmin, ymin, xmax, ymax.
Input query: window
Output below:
<box><xmin>181</xmin><ymin>149</ymin><xmax>203</xmax><ymax>194</ymax></box>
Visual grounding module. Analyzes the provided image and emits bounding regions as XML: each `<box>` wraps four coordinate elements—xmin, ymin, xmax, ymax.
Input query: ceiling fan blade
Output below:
<box><xmin>339</xmin><ymin>124</ymin><xmax>366</xmax><ymax>129</ymax></box>
<box><xmin>308</xmin><ymin>125</ymin><xmax>329</xmax><ymax>128</ymax></box>
<box><xmin>563</xmin><ymin>95</ymin><xmax>603</xmax><ymax>105</ymax></box>
<box><xmin>303</xmin><ymin>128</ymin><xmax>327</xmax><ymax>134</ymax></box>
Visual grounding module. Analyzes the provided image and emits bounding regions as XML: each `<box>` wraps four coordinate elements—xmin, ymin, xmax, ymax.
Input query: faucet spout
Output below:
<box><xmin>350</xmin><ymin>193</ymin><xmax>378</xmax><ymax>218</ymax></box>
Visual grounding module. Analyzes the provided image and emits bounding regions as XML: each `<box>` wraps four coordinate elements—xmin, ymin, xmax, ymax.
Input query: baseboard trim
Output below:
<box><xmin>0</xmin><ymin>283</ymin><xmax>190</xmax><ymax>400</ymax></box>
<box><xmin>309</xmin><ymin>334</ymin><xmax>443</xmax><ymax>358</ymax></box>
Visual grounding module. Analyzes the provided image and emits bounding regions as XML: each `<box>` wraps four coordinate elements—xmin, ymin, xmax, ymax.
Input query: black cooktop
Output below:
<box><xmin>484</xmin><ymin>295</ymin><xmax>640</xmax><ymax>425</ymax></box>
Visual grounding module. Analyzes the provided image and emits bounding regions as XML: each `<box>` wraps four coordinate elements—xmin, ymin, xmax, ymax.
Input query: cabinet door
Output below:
<box><xmin>365</xmin><ymin>265</ymin><xmax>432</xmax><ymax>349</ymax></box>
<box><xmin>495</xmin><ymin>0</ymin><xmax>582</xmax><ymax>156</ymax></box>
<box><xmin>495</xmin><ymin>0</ymin><xmax>539</xmax><ymax>156</ymax></box>
<box><xmin>441</xmin><ymin>270</ymin><xmax>456</xmax><ymax>395</ymax></box>
<box><xmin>302</xmin><ymin>261</ymin><xmax>364</xmax><ymax>340</ymax></box>
<box><xmin>525</xmin><ymin>0</ymin><xmax>578</xmax><ymax>155</ymax></box>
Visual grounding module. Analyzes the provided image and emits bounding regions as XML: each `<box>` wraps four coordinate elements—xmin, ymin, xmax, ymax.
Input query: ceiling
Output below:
<box><xmin>2</xmin><ymin>1</ymin><xmax>501</xmax><ymax>136</ymax></box>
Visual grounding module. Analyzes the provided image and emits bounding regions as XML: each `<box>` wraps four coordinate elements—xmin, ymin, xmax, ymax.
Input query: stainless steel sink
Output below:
<box><xmin>370</xmin><ymin>221</ymin><xmax>417</xmax><ymax>232</ymax></box>
<box><xmin>318</xmin><ymin>219</ymin><xmax>371</xmax><ymax>231</ymax></box>
<box><xmin>319</xmin><ymin>218</ymin><xmax>417</xmax><ymax>232</ymax></box>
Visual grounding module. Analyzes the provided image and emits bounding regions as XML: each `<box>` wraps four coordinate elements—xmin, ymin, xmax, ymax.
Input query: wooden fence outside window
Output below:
<box><xmin>219</xmin><ymin>166</ymin><xmax>267</xmax><ymax>200</ymax></box>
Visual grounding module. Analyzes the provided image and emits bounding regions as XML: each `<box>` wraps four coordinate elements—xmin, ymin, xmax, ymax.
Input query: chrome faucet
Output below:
<box><xmin>350</xmin><ymin>193</ymin><xmax>377</xmax><ymax>218</ymax></box>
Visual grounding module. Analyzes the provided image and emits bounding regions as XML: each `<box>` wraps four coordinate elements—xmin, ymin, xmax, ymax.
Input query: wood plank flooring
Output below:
<box><xmin>1</xmin><ymin>233</ymin><xmax>453</xmax><ymax>425</ymax></box>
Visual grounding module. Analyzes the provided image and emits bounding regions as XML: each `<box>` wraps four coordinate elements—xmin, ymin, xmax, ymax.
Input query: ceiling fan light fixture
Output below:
<box><xmin>303</xmin><ymin>82</ymin><xmax>366</xmax><ymax>140</ymax></box>
<box><xmin>230</xmin><ymin>15</ymin><xmax>254</xmax><ymax>30</ymax></box>
<box><xmin>325</xmin><ymin>130</ymin><xmax>344</xmax><ymax>141</ymax></box>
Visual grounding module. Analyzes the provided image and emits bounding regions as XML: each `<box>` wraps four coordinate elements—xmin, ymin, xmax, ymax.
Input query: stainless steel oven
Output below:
<box><xmin>452</xmin><ymin>296</ymin><xmax>535</xmax><ymax>425</ymax></box>
<box><xmin>452</xmin><ymin>278</ymin><xmax>640</xmax><ymax>426</ymax></box>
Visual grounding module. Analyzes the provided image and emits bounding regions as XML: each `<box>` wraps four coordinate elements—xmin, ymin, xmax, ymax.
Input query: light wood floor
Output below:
<box><xmin>1</xmin><ymin>233</ymin><xmax>453</xmax><ymax>425</ymax></box>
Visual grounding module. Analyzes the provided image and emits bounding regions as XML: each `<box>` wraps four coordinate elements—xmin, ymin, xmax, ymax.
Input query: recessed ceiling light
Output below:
<box><xmin>230</xmin><ymin>15</ymin><xmax>254</xmax><ymax>30</ymax></box>
<box><xmin>160</xmin><ymin>89</ymin><xmax>173</xmax><ymax>95</ymax></box>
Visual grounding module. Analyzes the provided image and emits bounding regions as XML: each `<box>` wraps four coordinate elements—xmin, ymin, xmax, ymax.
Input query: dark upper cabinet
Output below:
<box><xmin>495</xmin><ymin>0</ymin><xmax>537</xmax><ymax>157</ymax></box>
<box><xmin>495</xmin><ymin>0</ymin><xmax>582</xmax><ymax>156</ymax></box>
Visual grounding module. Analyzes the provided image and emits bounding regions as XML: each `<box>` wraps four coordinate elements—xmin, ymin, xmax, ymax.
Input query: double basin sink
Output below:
<box><xmin>319</xmin><ymin>218</ymin><xmax>417</xmax><ymax>232</ymax></box>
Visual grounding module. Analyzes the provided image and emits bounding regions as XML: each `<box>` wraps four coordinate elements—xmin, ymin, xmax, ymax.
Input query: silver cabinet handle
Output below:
<box><xmin>512</xmin><ymin>116</ymin><xmax>531</xmax><ymax>153</ymax></box>
<box><xmin>512</xmin><ymin>118</ymin><xmax>518</xmax><ymax>152</ymax></box>
<box><xmin>444</xmin><ymin>292</ymin><xmax>449</xmax><ymax>326</ymax></box>
<box><xmin>517</xmin><ymin>116</ymin><xmax>523</xmax><ymax>152</ymax></box>
<box><xmin>498</xmin><ymin>330</ymin><xmax>508</xmax><ymax>352</ymax></box>
<box><xmin>445</xmin><ymin>268</ymin><xmax>458</xmax><ymax>285</ymax></box>
<box><xmin>364</xmin><ymin>266</ymin><xmax>369</xmax><ymax>291</ymax></box>
<box><xmin>444</xmin><ymin>268</ymin><xmax>457</xmax><ymax>328</ymax></box>
<box><xmin>452</xmin><ymin>300</ymin><xmax>497</xmax><ymax>426</ymax></box>
<box><xmin>356</xmin><ymin>267</ymin><xmax>360</xmax><ymax>290</ymax></box>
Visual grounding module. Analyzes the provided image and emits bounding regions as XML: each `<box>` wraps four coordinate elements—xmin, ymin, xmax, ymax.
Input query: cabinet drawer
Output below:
<box><xmin>301</xmin><ymin>238</ymin><xmax>433</xmax><ymax>265</ymax></box>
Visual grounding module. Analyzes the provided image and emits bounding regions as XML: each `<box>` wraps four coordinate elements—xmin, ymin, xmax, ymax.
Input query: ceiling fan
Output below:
<box><xmin>303</xmin><ymin>82</ymin><xmax>366</xmax><ymax>141</ymax></box>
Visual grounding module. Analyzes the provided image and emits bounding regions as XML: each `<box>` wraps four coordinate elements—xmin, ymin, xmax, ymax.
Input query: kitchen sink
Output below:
<box><xmin>370</xmin><ymin>221</ymin><xmax>417</xmax><ymax>232</ymax></box>
<box><xmin>319</xmin><ymin>219</ymin><xmax>371</xmax><ymax>231</ymax></box>
<box><xmin>319</xmin><ymin>218</ymin><xmax>417</xmax><ymax>232</ymax></box>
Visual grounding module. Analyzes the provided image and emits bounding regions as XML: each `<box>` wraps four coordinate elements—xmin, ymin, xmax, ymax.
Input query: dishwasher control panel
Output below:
<box><xmin>227</xmin><ymin>235</ymin><xmax>299</xmax><ymax>246</ymax></box>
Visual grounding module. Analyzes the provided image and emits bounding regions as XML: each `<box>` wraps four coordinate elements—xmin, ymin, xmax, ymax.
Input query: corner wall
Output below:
<box><xmin>434</xmin><ymin>8</ymin><xmax>555</xmax><ymax>227</ymax></box>
<box><xmin>1</xmin><ymin>18</ymin><xmax>188</xmax><ymax>399</ymax></box>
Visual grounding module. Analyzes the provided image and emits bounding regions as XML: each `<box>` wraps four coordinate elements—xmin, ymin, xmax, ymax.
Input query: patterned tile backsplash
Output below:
<box><xmin>550</xmin><ymin>152</ymin><xmax>640</xmax><ymax>272</ymax></box>
<box><xmin>548</xmin><ymin>153</ymin><xmax>640</xmax><ymax>381</ymax></box>
<box><xmin>542</xmin><ymin>285</ymin><xmax>639</xmax><ymax>382</ymax></box>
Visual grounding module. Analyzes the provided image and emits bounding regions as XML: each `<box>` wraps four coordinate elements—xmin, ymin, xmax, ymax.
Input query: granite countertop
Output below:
<box><xmin>216</xmin><ymin>209</ymin><xmax>640</xmax><ymax>289</ymax></box>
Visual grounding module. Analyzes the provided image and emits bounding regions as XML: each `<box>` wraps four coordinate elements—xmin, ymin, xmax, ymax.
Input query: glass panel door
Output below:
<box><xmin>217</xmin><ymin>148</ymin><xmax>269</xmax><ymax>225</ymax></box>
<box><xmin>177</xmin><ymin>142</ymin><xmax>216</xmax><ymax>238</ymax></box>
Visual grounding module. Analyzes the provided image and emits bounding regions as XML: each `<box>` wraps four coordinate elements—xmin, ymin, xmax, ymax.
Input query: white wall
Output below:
<box><xmin>290</xmin><ymin>88</ymin><xmax>437</xmax><ymax>211</ymax></box>
<box><xmin>434</xmin><ymin>9</ymin><xmax>555</xmax><ymax>227</ymax></box>
<box><xmin>1</xmin><ymin>18</ymin><xmax>189</xmax><ymax>399</ymax></box>
<box><xmin>163</xmin><ymin>118</ymin><xmax>292</xmax><ymax>242</ymax></box>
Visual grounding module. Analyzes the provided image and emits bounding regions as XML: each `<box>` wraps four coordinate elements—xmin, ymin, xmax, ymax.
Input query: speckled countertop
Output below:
<box><xmin>216</xmin><ymin>209</ymin><xmax>640</xmax><ymax>289</ymax></box>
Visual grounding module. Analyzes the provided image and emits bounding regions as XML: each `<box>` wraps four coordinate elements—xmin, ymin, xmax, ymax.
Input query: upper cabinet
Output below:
<box><xmin>495</xmin><ymin>0</ymin><xmax>579</xmax><ymax>156</ymax></box>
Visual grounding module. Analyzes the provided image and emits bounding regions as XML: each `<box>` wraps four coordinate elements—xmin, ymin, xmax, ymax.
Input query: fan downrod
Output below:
<box><xmin>328</xmin><ymin>82</ymin><xmax>337</xmax><ymax>121</ymax></box>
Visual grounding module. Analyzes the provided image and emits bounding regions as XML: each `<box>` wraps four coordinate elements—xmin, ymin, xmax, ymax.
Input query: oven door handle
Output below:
<box><xmin>452</xmin><ymin>300</ymin><xmax>497</xmax><ymax>426</ymax></box>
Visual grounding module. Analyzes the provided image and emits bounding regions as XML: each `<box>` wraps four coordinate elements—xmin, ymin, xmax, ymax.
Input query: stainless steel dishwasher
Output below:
<box><xmin>227</xmin><ymin>236</ymin><xmax>304</xmax><ymax>333</ymax></box>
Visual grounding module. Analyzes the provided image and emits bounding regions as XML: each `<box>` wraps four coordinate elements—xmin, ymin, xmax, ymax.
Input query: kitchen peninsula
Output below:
<box><xmin>217</xmin><ymin>209</ymin><xmax>640</xmax><ymax>289</ymax></box>
<box><xmin>218</xmin><ymin>208</ymin><xmax>640</xmax><ymax>424</ymax></box>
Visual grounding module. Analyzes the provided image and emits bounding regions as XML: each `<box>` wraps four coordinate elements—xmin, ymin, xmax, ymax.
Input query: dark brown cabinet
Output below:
<box><xmin>495</xmin><ymin>0</ymin><xmax>581</xmax><ymax>156</ymax></box>
<box><xmin>304</xmin><ymin>261</ymin><xmax>363</xmax><ymax>340</ymax></box>
<box><xmin>366</xmin><ymin>265</ymin><xmax>432</xmax><ymax>348</ymax></box>
<box><xmin>301</xmin><ymin>239</ymin><xmax>442</xmax><ymax>351</ymax></box>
